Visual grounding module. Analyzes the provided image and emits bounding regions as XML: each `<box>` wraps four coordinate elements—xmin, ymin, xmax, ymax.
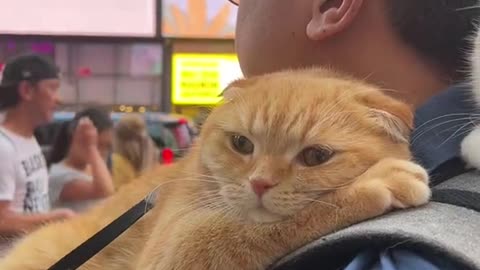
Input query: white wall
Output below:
<box><xmin>0</xmin><ymin>0</ymin><xmax>156</xmax><ymax>37</ymax></box>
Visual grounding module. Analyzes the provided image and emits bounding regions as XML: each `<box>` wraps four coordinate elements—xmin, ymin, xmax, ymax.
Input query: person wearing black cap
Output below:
<box><xmin>0</xmin><ymin>54</ymin><xmax>75</xmax><ymax>256</ymax></box>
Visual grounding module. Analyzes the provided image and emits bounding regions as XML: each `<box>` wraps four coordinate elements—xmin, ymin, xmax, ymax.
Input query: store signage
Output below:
<box><xmin>0</xmin><ymin>0</ymin><xmax>156</xmax><ymax>37</ymax></box>
<box><xmin>162</xmin><ymin>0</ymin><xmax>236</xmax><ymax>39</ymax></box>
<box><xmin>171</xmin><ymin>53</ymin><xmax>243</xmax><ymax>105</ymax></box>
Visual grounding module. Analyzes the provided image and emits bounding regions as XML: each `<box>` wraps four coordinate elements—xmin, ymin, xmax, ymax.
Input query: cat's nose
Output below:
<box><xmin>250</xmin><ymin>179</ymin><xmax>276</xmax><ymax>197</ymax></box>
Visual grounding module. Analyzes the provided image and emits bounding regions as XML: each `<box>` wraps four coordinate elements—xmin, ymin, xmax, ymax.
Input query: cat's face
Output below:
<box><xmin>199</xmin><ymin>69</ymin><xmax>413</xmax><ymax>223</ymax></box>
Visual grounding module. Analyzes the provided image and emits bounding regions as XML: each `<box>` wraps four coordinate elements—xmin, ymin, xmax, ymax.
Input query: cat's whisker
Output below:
<box><xmin>189</xmin><ymin>193</ymin><xmax>224</xmax><ymax>206</ymax></box>
<box><xmin>450</xmin><ymin>127</ymin><xmax>477</xmax><ymax>142</ymax></box>
<box><xmin>360</xmin><ymin>71</ymin><xmax>375</xmax><ymax>82</ymax></box>
<box><xmin>437</xmin><ymin>121</ymin><xmax>475</xmax><ymax>147</ymax></box>
<box><xmin>168</xmin><ymin>200</ymin><xmax>229</xmax><ymax>227</ymax></box>
<box><xmin>195</xmin><ymin>194</ymin><xmax>225</xmax><ymax>206</ymax></box>
<box><xmin>173</xmin><ymin>196</ymin><xmax>225</xmax><ymax>218</ymax></box>
<box><xmin>301</xmin><ymin>198</ymin><xmax>339</xmax><ymax>209</ymax></box>
<box><xmin>413</xmin><ymin>113</ymin><xmax>477</xmax><ymax>132</ymax></box>
<box><xmin>419</xmin><ymin>121</ymin><xmax>477</xmax><ymax>145</ymax></box>
<box><xmin>205</xmin><ymin>208</ymin><xmax>236</xmax><ymax>230</ymax></box>
<box><xmin>297</xmin><ymin>177</ymin><xmax>358</xmax><ymax>191</ymax></box>
<box><xmin>179</xmin><ymin>203</ymin><xmax>234</xmax><ymax>228</ymax></box>
<box><xmin>440</xmin><ymin>123</ymin><xmax>477</xmax><ymax>147</ymax></box>
<box><xmin>148</xmin><ymin>178</ymin><xmax>227</xmax><ymax>199</ymax></box>
<box><xmin>301</xmin><ymin>188</ymin><xmax>342</xmax><ymax>194</ymax></box>
<box><xmin>167</xmin><ymin>199</ymin><xmax>218</xmax><ymax>218</ymax></box>
<box><xmin>196</xmin><ymin>174</ymin><xmax>235</xmax><ymax>184</ymax></box>
<box><xmin>175</xmin><ymin>192</ymin><xmax>224</xmax><ymax>209</ymax></box>
<box><xmin>333</xmin><ymin>207</ymin><xmax>341</xmax><ymax>227</ymax></box>
<box><xmin>207</xmin><ymin>204</ymin><xmax>234</xmax><ymax>214</ymax></box>
<box><xmin>378</xmin><ymin>87</ymin><xmax>400</xmax><ymax>95</ymax></box>
<box><xmin>292</xmin><ymin>185</ymin><xmax>356</xmax><ymax>201</ymax></box>
<box><xmin>456</xmin><ymin>5</ymin><xmax>480</xmax><ymax>11</ymax></box>
<box><xmin>411</xmin><ymin>116</ymin><xmax>477</xmax><ymax>145</ymax></box>
<box><xmin>437</xmin><ymin>121</ymin><xmax>477</xmax><ymax>133</ymax></box>
<box><xmin>175</xmin><ymin>170</ymin><xmax>236</xmax><ymax>184</ymax></box>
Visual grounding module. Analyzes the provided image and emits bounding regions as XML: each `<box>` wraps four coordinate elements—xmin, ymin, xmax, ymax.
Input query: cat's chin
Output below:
<box><xmin>245</xmin><ymin>208</ymin><xmax>286</xmax><ymax>224</ymax></box>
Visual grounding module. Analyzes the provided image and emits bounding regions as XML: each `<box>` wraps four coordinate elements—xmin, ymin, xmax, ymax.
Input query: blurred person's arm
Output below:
<box><xmin>58</xmin><ymin>118</ymin><xmax>114</xmax><ymax>202</ymax></box>
<box><xmin>0</xmin><ymin>202</ymin><xmax>74</xmax><ymax>235</ymax></box>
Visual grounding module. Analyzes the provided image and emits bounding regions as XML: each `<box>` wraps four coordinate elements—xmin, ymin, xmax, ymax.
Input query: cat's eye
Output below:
<box><xmin>231</xmin><ymin>135</ymin><xmax>254</xmax><ymax>155</ymax></box>
<box><xmin>297</xmin><ymin>146</ymin><xmax>334</xmax><ymax>167</ymax></box>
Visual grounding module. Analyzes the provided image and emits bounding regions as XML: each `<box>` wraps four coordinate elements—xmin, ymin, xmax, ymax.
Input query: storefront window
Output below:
<box><xmin>0</xmin><ymin>40</ymin><xmax>163</xmax><ymax>111</ymax></box>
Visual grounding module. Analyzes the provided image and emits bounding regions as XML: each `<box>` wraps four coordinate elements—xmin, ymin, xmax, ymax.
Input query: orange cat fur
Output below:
<box><xmin>0</xmin><ymin>68</ymin><xmax>431</xmax><ymax>270</ymax></box>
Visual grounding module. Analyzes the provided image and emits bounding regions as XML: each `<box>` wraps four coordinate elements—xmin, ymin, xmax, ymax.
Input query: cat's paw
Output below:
<box><xmin>461</xmin><ymin>127</ymin><xmax>480</xmax><ymax>170</ymax></box>
<box><xmin>385</xmin><ymin>161</ymin><xmax>430</xmax><ymax>209</ymax></box>
<box><xmin>357</xmin><ymin>158</ymin><xmax>431</xmax><ymax>210</ymax></box>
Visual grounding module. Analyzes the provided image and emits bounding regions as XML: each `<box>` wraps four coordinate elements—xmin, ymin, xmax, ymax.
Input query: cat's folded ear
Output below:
<box><xmin>361</xmin><ymin>90</ymin><xmax>414</xmax><ymax>143</ymax></box>
<box><xmin>220</xmin><ymin>77</ymin><xmax>257</xmax><ymax>101</ymax></box>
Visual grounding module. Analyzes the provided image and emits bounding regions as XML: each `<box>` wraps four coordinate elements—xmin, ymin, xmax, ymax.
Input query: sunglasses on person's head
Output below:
<box><xmin>228</xmin><ymin>0</ymin><xmax>239</xmax><ymax>6</ymax></box>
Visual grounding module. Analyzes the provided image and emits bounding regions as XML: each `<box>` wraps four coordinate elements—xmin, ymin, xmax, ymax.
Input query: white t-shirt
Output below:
<box><xmin>49</xmin><ymin>162</ymin><xmax>98</xmax><ymax>212</ymax></box>
<box><xmin>0</xmin><ymin>127</ymin><xmax>50</xmax><ymax>255</ymax></box>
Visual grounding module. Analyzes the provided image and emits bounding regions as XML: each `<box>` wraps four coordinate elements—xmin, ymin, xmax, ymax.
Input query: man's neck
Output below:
<box><xmin>361</xmin><ymin>61</ymin><xmax>448</xmax><ymax>108</ymax></box>
<box><xmin>363</xmin><ymin>45</ymin><xmax>450</xmax><ymax>108</ymax></box>
<box><xmin>331</xmin><ymin>0</ymin><xmax>450</xmax><ymax>109</ymax></box>
<box><xmin>2</xmin><ymin>108</ymin><xmax>37</xmax><ymax>138</ymax></box>
<box><xmin>336</xmin><ymin>31</ymin><xmax>450</xmax><ymax>108</ymax></box>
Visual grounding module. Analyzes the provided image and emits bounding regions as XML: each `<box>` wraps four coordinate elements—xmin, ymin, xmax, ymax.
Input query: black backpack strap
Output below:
<box><xmin>431</xmin><ymin>188</ymin><xmax>480</xmax><ymax>213</ymax></box>
<box><xmin>47</xmin><ymin>195</ymin><xmax>156</xmax><ymax>270</ymax></box>
<box><xmin>429</xmin><ymin>157</ymin><xmax>471</xmax><ymax>185</ymax></box>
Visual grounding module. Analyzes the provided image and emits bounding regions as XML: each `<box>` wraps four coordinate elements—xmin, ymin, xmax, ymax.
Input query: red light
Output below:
<box><xmin>178</xmin><ymin>118</ymin><xmax>188</xmax><ymax>125</ymax></box>
<box><xmin>77</xmin><ymin>67</ymin><xmax>92</xmax><ymax>77</ymax></box>
<box><xmin>161</xmin><ymin>148</ymin><xmax>174</xmax><ymax>164</ymax></box>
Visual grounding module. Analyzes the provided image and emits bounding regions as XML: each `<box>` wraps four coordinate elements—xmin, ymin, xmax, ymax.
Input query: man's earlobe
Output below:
<box><xmin>306</xmin><ymin>0</ymin><xmax>363</xmax><ymax>41</ymax></box>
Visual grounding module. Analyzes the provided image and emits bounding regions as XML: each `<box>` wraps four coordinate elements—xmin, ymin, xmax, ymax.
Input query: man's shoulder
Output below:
<box><xmin>0</xmin><ymin>129</ymin><xmax>17</xmax><ymax>157</ymax></box>
<box><xmin>272</xmin><ymin>171</ymin><xmax>480</xmax><ymax>270</ymax></box>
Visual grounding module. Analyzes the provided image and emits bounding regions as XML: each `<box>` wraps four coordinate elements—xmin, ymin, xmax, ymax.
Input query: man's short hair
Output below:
<box><xmin>0</xmin><ymin>84</ymin><xmax>21</xmax><ymax>110</ymax></box>
<box><xmin>386</xmin><ymin>0</ymin><xmax>480</xmax><ymax>80</ymax></box>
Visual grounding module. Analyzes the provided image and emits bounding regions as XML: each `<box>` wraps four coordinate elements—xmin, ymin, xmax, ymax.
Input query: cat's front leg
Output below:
<box><xmin>347</xmin><ymin>157</ymin><xmax>431</xmax><ymax>211</ymax></box>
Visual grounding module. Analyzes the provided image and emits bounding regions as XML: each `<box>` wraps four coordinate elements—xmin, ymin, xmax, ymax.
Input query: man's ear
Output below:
<box><xmin>17</xmin><ymin>81</ymin><xmax>34</xmax><ymax>102</ymax></box>
<box><xmin>307</xmin><ymin>0</ymin><xmax>364</xmax><ymax>41</ymax></box>
<box><xmin>360</xmin><ymin>90</ymin><xmax>414</xmax><ymax>144</ymax></box>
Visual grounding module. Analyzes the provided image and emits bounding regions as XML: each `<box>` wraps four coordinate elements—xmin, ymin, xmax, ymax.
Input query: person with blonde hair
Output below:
<box><xmin>111</xmin><ymin>114</ymin><xmax>159</xmax><ymax>190</ymax></box>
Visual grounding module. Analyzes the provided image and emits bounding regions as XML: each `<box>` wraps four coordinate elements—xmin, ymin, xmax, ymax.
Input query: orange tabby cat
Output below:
<box><xmin>0</xmin><ymin>68</ymin><xmax>431</xmax><ymax>270</ymax></box>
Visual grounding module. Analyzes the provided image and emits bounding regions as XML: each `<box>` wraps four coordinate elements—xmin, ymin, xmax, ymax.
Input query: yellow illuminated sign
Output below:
<box><xmin>171</xmin><ymin>53</ymin><xmax>243</xmax><ymax>105</ymax></box>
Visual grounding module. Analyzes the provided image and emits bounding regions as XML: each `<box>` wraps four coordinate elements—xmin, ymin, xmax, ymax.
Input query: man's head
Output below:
<box><xmin>0</xmin><ymin>54</ymin><xmax>61</xmax><ymax>126</ymax></box>
<box><xmin>233</xmin><ymin>0</ymin><xmax>479</xmax><ymax>105</ymax></box>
